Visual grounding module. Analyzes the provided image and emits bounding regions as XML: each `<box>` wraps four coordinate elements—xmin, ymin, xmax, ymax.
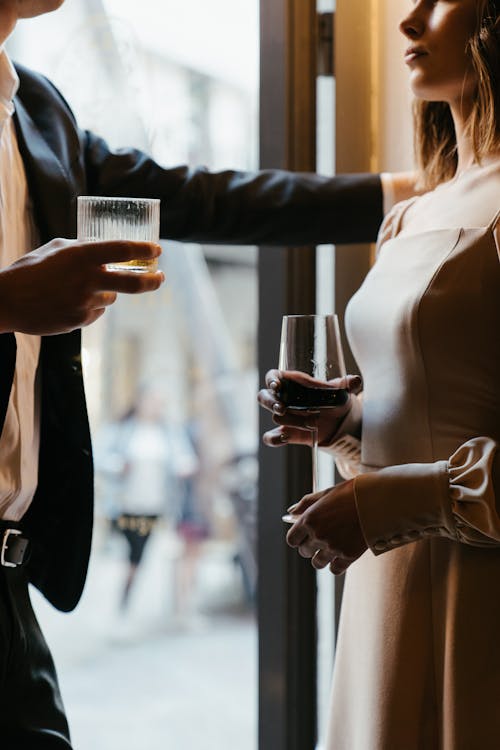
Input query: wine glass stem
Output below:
<box><xmin>311</xmin><ymin>426</ymin><xmax>319</xmax><ymax>493</ymax></box>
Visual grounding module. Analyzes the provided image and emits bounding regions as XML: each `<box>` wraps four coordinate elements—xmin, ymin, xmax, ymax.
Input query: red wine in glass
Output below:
<box><xmin>278</xmin><ymin>314</ymin><xmax>347</xmax><ymax>494</ymax></box>
<box><xmin>278</xmin><ymin>379</ymin><xmax>348</xmax><ymax>409</ymax></box>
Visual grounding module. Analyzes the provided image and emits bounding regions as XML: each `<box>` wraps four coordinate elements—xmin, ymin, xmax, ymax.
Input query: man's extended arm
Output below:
<box><xmin>16</xmin><ymin>64</ymin><xmax>421</xmax><ymax>250</ymax></box>
<box><xmin>84</xmin><ymin>132</ymin><xmax>384</xmax><ymax>247</ymax></box>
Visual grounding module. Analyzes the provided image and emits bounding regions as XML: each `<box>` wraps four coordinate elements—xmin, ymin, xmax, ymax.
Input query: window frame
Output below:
<box><xmin>258</xmin><ymin>2</ymin><xmax>319</xmax><ymax>749</ymax></box>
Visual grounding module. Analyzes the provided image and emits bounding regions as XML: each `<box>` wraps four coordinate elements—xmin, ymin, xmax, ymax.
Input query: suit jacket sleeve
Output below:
<box><xmin>83</xmin><ymin>132</ymin><xmax>383</xmax><ymax>247</ymax></box>
<box><xmin>15</xmin><ymin>62</ymin><xmax>384</xmax><ymax>248</ymax></box>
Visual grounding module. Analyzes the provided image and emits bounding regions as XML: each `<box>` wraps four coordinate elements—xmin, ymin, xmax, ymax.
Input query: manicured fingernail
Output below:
<box><xmin>282</xmin><ymin>514</ymin><xmax>299</xmax><ymax>524</ymax></box>
<box><xmin>269</xmin><ymin>380</ymin><xmax>279</xmax><ymax>392</ymax></box>
<box><xmin>287</xmin><ymin>503</ymin><xmax>298</xmax><ymax>512</ymax></box>
<box><xmin>273</xmin><ymin>403</ymin><xmax>285</xmax><ymax>415</ymax></box>
<box><xmin>279</xmin><ymin>431</ymin><xmax>288</xmax><ymax>443</ymax></box>
<box><xmin>348</xmin><ymin>375</ymin><xmax>362</xmax><ymax>390</ymax></box>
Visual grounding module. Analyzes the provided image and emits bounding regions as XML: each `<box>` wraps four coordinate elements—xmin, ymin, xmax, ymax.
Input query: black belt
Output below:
<box><xmin>0</xmin><ymin>523</ymin><xmax>31</xmax><ymax>568</ymax></box>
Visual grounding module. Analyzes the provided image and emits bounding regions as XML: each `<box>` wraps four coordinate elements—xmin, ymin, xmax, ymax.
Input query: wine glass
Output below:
<box><xmin>278</xmin><ymin>314</ymin><xmax>347</xmax><ymax>494</ymax></box>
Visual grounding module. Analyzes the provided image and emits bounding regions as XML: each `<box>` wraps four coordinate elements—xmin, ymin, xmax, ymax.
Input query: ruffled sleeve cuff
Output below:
<box><xmin>353</xmin><ymin>437</ymin><xmax>500</xmax><ymax>555</ymax></box>
<box><xmin>353</xmin><ymin>460</ymin><xmax>454</xmax><ymax>554</ymax></box>
<box><xmin>448</xmin><ymin>437</ymin><xmax>500</xmax><ymax>546</ymax></box>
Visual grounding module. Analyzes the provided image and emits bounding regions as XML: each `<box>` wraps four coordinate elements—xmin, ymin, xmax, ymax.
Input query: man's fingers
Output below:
<box><xmin>97</xmin><ymin>269</ymin><xmax>165</xmax><ymax>294</ymax></box>
<box><xmin>80</xmin><ymin>240</ymin><xmax>162</xmax><ymax>266</ymax></box>
<box><xmin>81</xmin><ymin>307</ymin><xmax>107</xmax><ymax>328</ymax></box>
<box><xmin>91</xmin><ymin>292</ymin><xmax>117</xmax><ymax>309</ymax></box>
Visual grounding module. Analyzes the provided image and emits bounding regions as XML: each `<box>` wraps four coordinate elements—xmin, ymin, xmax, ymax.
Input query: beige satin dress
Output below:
<box><xmin>325</xmin><ymin>163</ymin><xmax>500</xmax><ymax>750</ymax></box>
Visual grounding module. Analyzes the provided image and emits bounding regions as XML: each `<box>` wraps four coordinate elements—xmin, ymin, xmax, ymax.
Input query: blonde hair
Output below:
<box><xmin>414</xmin><ymin>0</ymin><xmax>500</xmax><ymax>190</ymax></box>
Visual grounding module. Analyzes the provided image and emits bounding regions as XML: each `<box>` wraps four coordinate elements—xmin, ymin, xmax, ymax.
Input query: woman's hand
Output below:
<box><xmin>285</xmin><ymin>479</ymin><xmax>368</xmax><ymax>575</ymax></box>
<box><xmin>258</xmin><ymin>369</ymin><xmax>362</xmax><ymax>448</ymax></box>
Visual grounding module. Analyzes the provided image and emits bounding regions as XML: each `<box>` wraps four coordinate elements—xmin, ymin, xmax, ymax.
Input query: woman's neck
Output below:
<box><xmin>450</xmin><ymin>100</ymin><xmax>475</xmax><ymax>176</ymax></box>
<box><xmin>450</xmin><ymin>98</ymin><xmax>500</xmax><ymax>176</ymax></box>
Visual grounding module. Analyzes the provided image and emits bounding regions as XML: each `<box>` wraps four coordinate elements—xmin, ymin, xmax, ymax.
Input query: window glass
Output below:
<box><xmin>9</xmin><ymin>2</ymin><xmax>259</xmax><ymax>747</ymax></box>
<box><xmin>316</xmin><ymin>0</ymin><xmax>336</xmax><ymax>746</ymax></box>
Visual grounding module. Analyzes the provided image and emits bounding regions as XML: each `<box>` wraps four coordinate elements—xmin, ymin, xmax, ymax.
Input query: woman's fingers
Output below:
<box><xmin>265</xmin><ymin>369</ymin><xmax>282</xmax><ymax>389</ymax></box>
<box><xmin>329</xmin><ymin>557</ymin><xmax>353</xmax><ymax>575</ymax></box>
<box><xmin>258</xmin><ymin>387</ymin><xmax>321</xmax><ymax>423</ymax></box>
<box><xmin>283</xmin><ymin>481</ymin><xmax>365</xmax><ymax>576</ymax></box>
<box><xmin>312</xmin><ymin>549</ymin><xmax>335</xmax><ymax>569</ymax></box>
<box><xmin>262</xmin><ymin>426</ymin><xmax>314</xmax><ymax>447</ymax></box>
<box><xmin>272</xmin><ymin>410</ymin><xmax>320</xmax><ymax>428</ymax></box>
<box><xmin>298</xmin><ymin>542</ymin><xmax>317</xmax><ymax>558</ymax></box>
<box><xmin>343</xmin><ymin>374</ymin><xmax>363</xmax><ymax>394</ymax></box>
<box><xmin>257</xmin><ymin>387</ymin><xmax>286</xmax><ymax>415</ymax></box>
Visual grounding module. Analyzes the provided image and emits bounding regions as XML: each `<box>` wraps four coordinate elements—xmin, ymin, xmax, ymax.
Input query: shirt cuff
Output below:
<box><xmin>353</xmin><ymin>460</ymin><xmax>458</xmax><ymax>554</ymax></box>
<box><xmin>380</xmin><ymin>172</ymin><xmax>396</xmax><ymax>216</ymax></box>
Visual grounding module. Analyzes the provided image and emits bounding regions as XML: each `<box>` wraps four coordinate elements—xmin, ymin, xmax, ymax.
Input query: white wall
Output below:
<box><xmin>335</xmin><ymin>0</ymin><xmax>415</xmax><ymax>174</ymax></box>
<box><xmin>375</xmin><ymin>0</ymin><xmax>414</xmax><ymax>172</ymax></box>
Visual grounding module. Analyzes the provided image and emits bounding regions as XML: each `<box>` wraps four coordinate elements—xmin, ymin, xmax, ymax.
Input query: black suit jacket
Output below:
<box><xmin>2</xmin><ymin>64</ymin><xmax>383</xmax><ymax>612</ymax></box>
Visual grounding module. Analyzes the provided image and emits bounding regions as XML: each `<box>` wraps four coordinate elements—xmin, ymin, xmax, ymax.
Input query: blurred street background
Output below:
<box><xmin>33</xmin><ymin>521</ymin><xmax>256</xmax><ymax>750</ymax></box>
<box><xmin>11</xmin><ymin>2</ymin><xmax>261</xmax><ymax>747</ymax></box>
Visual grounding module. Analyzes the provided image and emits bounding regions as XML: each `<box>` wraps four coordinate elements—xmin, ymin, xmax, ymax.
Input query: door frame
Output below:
<box><xmin>258</xmin><ymin>2</ymin><xmax>319</xmax><ymax>749</ymax></box>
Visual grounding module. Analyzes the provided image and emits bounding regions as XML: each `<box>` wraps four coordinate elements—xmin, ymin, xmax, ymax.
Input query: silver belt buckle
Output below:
<box><xmin>1</xmin><ymin>528</ymin><xmax>22</xmax><ymax>568</ymax></box>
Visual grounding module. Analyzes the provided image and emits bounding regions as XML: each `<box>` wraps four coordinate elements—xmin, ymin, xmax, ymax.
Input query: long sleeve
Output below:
<box><xmin>353</xmin><ymin>436</ymin><xmax>500</xmax><ymax>555</ymax></box>
<box><xmin>83</xmin><ymin>131</ymin><xmax>384</xmax><ymax>248</ymax></box>
<box><xmin>13</xmin><ymin>63</ymin><xmax>384</xmax><ymax>248</ymax></box>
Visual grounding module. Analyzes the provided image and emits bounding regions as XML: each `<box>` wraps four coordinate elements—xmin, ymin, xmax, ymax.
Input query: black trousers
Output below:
<box><xmin>0</xmin><ymin>564</ymin><xmax>72</xmax><ymax>748</ymax></box>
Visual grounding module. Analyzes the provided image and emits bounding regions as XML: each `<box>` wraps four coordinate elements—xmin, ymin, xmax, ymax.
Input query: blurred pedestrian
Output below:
<box><xmin>98</xmin><ymin>387</ymin><xmax>196</xmax><ymax>610</ymax></box>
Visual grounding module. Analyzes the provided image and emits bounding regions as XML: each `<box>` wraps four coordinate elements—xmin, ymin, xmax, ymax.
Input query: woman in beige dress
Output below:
<box><xmin>259</xmin><ymin>1</ymin><xmax>500</xmax><ymax>747</ymax></box>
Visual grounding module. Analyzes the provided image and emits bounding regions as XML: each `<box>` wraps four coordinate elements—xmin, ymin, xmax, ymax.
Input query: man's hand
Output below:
<box><xmin>285</xmin><ymin>479</ymin><xmax>368</xmax><ymax>575</ymax></box>
<box><xmin>0</xmin><ymin>238</ymin><xmax>164</xmax><ymax>335</ymax></box>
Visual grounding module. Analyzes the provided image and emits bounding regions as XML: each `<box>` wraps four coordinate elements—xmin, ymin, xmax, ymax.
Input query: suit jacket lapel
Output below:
<box><xmin>13</xmin><ymin>96</ymin><xmax>77</xmax><ymax>243</ymax></box>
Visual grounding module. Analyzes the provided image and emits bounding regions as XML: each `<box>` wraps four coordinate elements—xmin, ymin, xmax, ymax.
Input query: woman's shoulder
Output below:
<box><xmin>377</xmin><ymin>160</ymin><xmax>500</xmax><ymax>250</ymax></box>
<box><xmin>400</xmin><ymin>162</ymin><xmax>500</xmax><ymax>237</ymax></box>
<box><xmin>376</xmin><ymin>196</ymin><xmax>419</xmax><ymax>249</ymax></box>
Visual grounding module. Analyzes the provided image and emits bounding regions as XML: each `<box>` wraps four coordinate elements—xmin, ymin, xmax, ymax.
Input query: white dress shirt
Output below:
<box><xmin>0</xmin><ymin>49</ymin><xmax>41</xmax><ymax>521</ymax></box>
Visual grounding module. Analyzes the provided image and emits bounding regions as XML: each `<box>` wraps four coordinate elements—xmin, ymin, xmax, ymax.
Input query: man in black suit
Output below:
<box><xmin>0</xmin><ymin>1</ymin><xmax>392</xmax><ymax>746</ymax></box>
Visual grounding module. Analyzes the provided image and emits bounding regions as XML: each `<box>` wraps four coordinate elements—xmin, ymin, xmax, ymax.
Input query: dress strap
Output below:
<box><xmin>488</xmin><ymin>206</ymin><xmax>500</xmax><ymax>232</ymax></box>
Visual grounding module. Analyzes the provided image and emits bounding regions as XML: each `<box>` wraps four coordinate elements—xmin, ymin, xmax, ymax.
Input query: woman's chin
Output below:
<box><xmin>410</xmin><ymin>84</ymin><xmax>448</xmax><ymax>103</ymax></box>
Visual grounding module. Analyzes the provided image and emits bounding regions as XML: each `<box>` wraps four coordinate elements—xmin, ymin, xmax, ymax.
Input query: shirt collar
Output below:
<box><xmin>0</xmin><ymin>48</ymin><xmax>19</xmax><ymax>122</ymax></box>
